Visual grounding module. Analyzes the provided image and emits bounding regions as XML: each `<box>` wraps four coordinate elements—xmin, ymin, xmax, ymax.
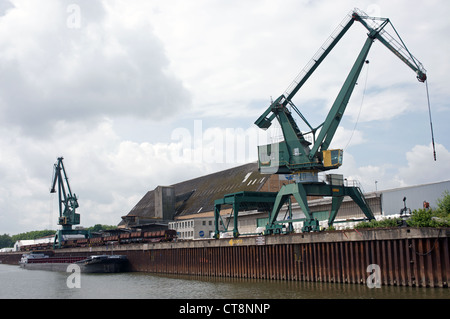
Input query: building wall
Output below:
<box><xmin>258</xmin><ymin>174</ymin><xmax>321</xmax><ymax>200</ymax></box>
<box><xmin>172</xmin><ymin>194</ymin><xmax>384</xmax><ymax>238</ymax></box>
<box><xmin>14</xmin><ymin>236</ymin><xmax>54</xmax><ymax>252</ymax></box>
<box><xmin>381</xmin><ymin>181</ymin><xmax>450</xmax><ymax>216</ymax></box>
<box><xmin>168</xmin><ymin>180</ymin><xmax>449</xmax><ymax>238</ymax></box>
<box><xmin>169</xmin><ymin>217</ymin><xmax>217</xmax><ymax>240</ymax></box>
<box><xmin>154</xmin><ymin>186</ymin><xmax>175</xmax><ymax>220</ymax></box>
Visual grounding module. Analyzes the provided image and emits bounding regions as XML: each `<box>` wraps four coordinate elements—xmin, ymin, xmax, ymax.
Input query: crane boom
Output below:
<box><xmin>254</xmin><ymin>12</ymin><xmax>356</xmax><ymax>131</ymax></box>
<box><xmin>255</xmin><ymin>8</ymin><xmax>427</xmax><ymax>175</ymax></box>
<box><xmin>353</xmin><ymin>8</ymin><xmax>426</xmax><ymax>82</ymax></box>
<box><xmin>284</xmin><ymin>11</ymin><xmax>356</xmax><ymax>101</ymax></box>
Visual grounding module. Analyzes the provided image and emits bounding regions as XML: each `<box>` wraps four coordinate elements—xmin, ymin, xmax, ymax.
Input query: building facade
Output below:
<box><xmin>169</xmin><ymin>217</ymin><xmax>216</xmax><ymax>240</ymax></box>
<box><xmin>381</xmin><ymin>180</ymin><xmax>450</xmax><ymax>216</ymax></box>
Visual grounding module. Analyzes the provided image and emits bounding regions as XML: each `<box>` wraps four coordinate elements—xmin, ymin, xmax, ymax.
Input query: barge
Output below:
<box><xmin>19</xmin><ymin>252</ymin><xmax>128</xmax><ymax>273</ymax></box>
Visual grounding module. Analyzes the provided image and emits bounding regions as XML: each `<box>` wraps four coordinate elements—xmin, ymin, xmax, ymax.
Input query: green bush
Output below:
<box><xmin>355</xmin><ymin>191</ymin><xmax>450</xmax><ymax>229</ymax></box>
<box><xmin>407</xmin><ymin>208</ymin><xmax>449</xmax><ymax>227</ymax></box>
<box><xmin>355</xmin><ymin>217</ymin><xmax>403</xmax><ymax>229</ymax></box>
<box><xmin>435</xmin><ymin>190</ymin><xmax>450</xmax><ymax>220</ymax></box>
<box><xmin>407</xmin><ymin>191</ymin><xmax>450</xmax><ymax>227</ymax></box>
<box><xmin>407</xmin><ymin>208</ymin><xmax>433</xmax><ymax>227</ymax></box>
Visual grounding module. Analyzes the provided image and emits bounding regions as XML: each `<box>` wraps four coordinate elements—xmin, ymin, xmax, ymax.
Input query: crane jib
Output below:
<box><xmin>255</xmin><ymin>7</ymin><xmax>428</xmax><ymax>174</ymax></box>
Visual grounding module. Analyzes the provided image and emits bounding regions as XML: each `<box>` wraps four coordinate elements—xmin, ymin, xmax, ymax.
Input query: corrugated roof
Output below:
<box><xmin>127</xmin><ymin>190</ymin><xmax>155</xmax><ymax>217</ymax></box>
<box><xmin>123</xmin><ymin>162</ymin><xmax>269</xmax><ymax>221</ymax></box>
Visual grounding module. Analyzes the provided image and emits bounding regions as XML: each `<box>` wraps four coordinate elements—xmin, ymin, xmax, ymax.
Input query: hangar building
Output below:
<box><xmin>119</xmin><ymin>162</ymin><xmax>449</xmax><ymax>239</ymax></box>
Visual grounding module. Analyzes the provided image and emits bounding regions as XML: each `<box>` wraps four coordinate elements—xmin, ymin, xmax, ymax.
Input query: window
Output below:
<box><xmin>330</xmin><ymin>150</ymin><xmax>341</xmax><ymax>165</ymax></box>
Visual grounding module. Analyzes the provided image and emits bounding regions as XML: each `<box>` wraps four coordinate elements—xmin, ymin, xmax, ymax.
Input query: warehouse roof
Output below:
<box><xmin>121</xmin><ymin>162</ymin><xmax>270</xmax><ymax>225</ymax></box>
<box><xmin>171</xmin><ymin>162</ymin><xmax>269</xmax><ymax>216</ymax></box>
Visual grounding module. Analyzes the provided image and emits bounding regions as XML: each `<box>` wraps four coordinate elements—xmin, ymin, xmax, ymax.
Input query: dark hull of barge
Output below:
<box><xmin>19</xmin><ymin>255</ymin><xmax>128</xmax><ymax>273</ymax></box>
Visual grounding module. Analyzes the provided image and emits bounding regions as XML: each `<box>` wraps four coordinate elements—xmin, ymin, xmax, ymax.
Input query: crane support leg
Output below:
<box><xmin>232</xmin><ymin>201</ymin><xmax>240</xmax><ymax>238</ymax></box>
<box><xmin>328</xmin><ymin>196</ymin><xmax>344</xmax><ymax>226</ymax></box>
<box><xmin>266</xmin><ymin>183</ymin><xmax>320</xmax><ymax>234</ymax></box>
<box><xmin>214</xmin><ymin>204</ymin><xmax>222</xmax><ymax>239</ymax></box>
<box><xmin>343</xmin><ymin>186</ymin><xmax>375</xmax><ymax>222</ymax></box>
<box><xmin>266</xmin><ymin>183</ymin><xmax>316</xmax><ymax>234</ymax></box>
<box><xmin>214</xmin><ymin>191</ymin><xmax>278</xmax><ymax>238</ymax></box>
<box><xmin>266</xmin><ymin>179</ymin><xmax>375</xmax><ymax>234</ymax></box>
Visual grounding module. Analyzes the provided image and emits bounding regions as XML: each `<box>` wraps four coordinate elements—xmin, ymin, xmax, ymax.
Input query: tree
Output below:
<box><xmin>86</xmin><ymin>224</ymin><xmax>117</xmax><ymax>232</ymax></box>
<box><xmin>0</xmin><ymin>234</ymin><xmax>14</xmax><ymax>249</ymax></box>
<box><xmin>436</xmin><ymin>191</ymin><xmax>450</xmax><ymax>218</ymax></box>
<box><xmin>11</xmin><ymin>230</ymin><xmax>55</xmax><ymax>242</ymax></box>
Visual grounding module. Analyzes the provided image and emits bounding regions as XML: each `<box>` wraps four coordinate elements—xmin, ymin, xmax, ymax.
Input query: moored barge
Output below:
<box><xmin>19</xmin><ymin>252</ymin><xmax>128</xmax><ymax>273</ymax></box>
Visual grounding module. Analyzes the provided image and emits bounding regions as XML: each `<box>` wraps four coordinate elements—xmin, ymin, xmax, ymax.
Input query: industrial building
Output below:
<box><xmin>119</xmin><ymin>162</ymin><xmax>270</xmax><ymax>234</ymax></box>
<box><xmin>120</xmin><ymin>162</ymin><xmax>449</xmax><ymax>239</ymax></box>
<box><xmin>12</xmin><ymin>235</ymin><xmax>54</xmax><ymax>252</ymax></box>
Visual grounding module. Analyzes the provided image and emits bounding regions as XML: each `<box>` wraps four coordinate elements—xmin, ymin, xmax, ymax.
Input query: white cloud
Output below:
<box><xmin>0</xmin><ymin>117</ymin><xmax>266</xmax><ymax>233</ymax></box>
<box><xmin>334</xmin><ymin>143</ymin><xmax>450</xmax><ymax>192</ymax></box>
<box><xmin>1</xmin><ymin>0</ymin><xmax>449</xmax><ymax>235</ymax></box>
<box><xmin>0</xmin><ymin>119</ymin><xmax>188</xmax><ymax>233</ymax></box>
<box><xmin>346</xmin><ymin>86</ymin><xmax>416</xmax><ymax>122</ymax></box>
<box><xmin>328</xmin><ymin>126</ymin><xmax>367</xmax><ymax>150</ymax></box>
<box><xmin>395</xmin><ymin>143</ymin><xmax>450</xmax><ymax>186</ymax></box>
<box><xmin>0</xmin><ymin>0</ymin><xmax>190</xmax><ymax>136</ymax></box>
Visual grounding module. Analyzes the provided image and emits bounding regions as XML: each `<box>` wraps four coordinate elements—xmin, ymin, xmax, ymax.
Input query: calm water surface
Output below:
<box><xmin>0</xmin><ymin>264</ymin><xmax>448</xmax><ymax>299</ymax></box>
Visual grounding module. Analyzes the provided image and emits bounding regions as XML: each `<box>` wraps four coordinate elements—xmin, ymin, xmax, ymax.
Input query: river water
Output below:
<box><xmin>0</xmin><ymin>264</ymin><xmax>448</xmax><ymax>299</ymax></box>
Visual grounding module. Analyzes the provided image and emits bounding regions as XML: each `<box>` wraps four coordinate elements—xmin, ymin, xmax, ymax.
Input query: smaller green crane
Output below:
<box><xmin>50</xmin><ymin>157</ymin><xmax>89</xmax><ymax>248</ymax></box>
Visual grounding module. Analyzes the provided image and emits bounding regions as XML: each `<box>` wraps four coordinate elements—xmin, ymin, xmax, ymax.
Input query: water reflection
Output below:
<box><xmin>151</xmin><ymin>273</ymin><xmax>449</xmax><ymax>299</ymax></box>
<box><xmin>1</xmin><ymin>264</ymin><xmax>448</xmax><ymax>299</ymax></box>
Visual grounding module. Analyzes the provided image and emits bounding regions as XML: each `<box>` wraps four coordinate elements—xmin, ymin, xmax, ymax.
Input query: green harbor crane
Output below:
<box><xmin>50</xmin><ymin>157</ymin><xmax>90</xmax><ymax>248</ymax></box>
<box><xmin>214</xmin><ymin>8</ymin><xmax>427</xmax><ymax>237</ymax></box>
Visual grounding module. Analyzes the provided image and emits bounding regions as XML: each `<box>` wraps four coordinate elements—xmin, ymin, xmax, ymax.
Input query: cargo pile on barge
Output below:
<box><xmin>19</xmin><ymin>252</ymin><xmax>128</xmax><ymax>273</ymax></box>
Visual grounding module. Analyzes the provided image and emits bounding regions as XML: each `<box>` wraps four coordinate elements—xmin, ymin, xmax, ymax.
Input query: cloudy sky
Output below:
<box><xmin>0</xmin><ymin>0</ymin><xmax>449</xmax><ymax>235</ymax></box>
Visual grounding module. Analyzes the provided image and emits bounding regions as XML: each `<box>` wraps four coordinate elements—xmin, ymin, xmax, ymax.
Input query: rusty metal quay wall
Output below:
<box><xmin>1</xmin><ymin>228</ymin><xmax>448</xmax><ymax>288</ymax></box>
<box><xmin>118</xmin><ymin>227</ymin><xmax>450</xmax><ymax>288</ymax></box>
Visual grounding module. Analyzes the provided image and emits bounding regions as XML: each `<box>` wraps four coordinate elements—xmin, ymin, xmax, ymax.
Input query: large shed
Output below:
<box><xmin>381</xmin><ymin>180</ymin><xmax>450</xmax><ymax>216</ymax></box>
